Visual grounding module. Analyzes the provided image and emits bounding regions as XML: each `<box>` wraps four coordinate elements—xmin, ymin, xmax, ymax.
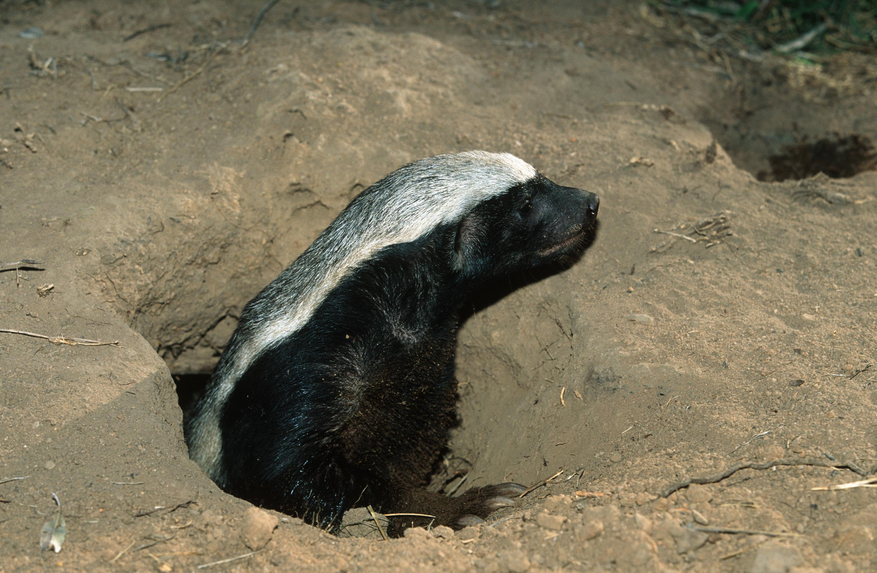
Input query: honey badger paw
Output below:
<box><xmin>452</xmin><ymin>482</ymin><xmax>527</xmax><ymax>529</ymax></box>
<box><xmin>389</xmin><ymin>483</ymin><xmax>526</xmax><ymax>534</ymax></box>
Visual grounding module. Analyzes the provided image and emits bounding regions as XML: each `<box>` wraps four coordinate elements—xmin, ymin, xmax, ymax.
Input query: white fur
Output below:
<box><xmin>187</xmin><ymin>151</ymin><xmax>537</xmax><ymax>478</ymax></box>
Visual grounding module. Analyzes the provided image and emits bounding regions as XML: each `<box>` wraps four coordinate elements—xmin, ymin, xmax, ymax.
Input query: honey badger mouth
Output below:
<box><xmin>538</xmin><ymin>225</ymin><xmax>592</xmax><ymax>258</ymax></box>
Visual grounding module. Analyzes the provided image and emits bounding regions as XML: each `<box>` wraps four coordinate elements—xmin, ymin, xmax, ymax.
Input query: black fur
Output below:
<box><xmin>198</xmin><ymin>168</ymin><xmax>598</xmax><ymax>532</ymax></box>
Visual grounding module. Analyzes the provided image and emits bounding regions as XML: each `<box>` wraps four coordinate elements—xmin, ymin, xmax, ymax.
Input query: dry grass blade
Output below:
<box><xmin>367</xmin><ymin>505</ymin><xmax>389</xmax><ymax>541</ymax></box>
<box><xmin>812</xmin><ymin>477</ymin><xmax>877</xmax><ymax>491</ymax></box>
<box><xmin>197</xmin><ymin>552</ymin><xmax>256</xmax><ymax>569</ymax></box>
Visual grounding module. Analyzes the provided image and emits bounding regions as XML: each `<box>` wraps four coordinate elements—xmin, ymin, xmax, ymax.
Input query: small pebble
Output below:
<box><xmin>536</xmin><ymin>512</ymin><xmax>566</xmax><ymax>531</ymax></box>
<box><xmin>579</xmin><ymin>520</ymin><xmax>604</xmax><ymax>540</ymax></box>
<box><xmin>691</xmin><ymin>509</ymin><xmax>709</xmax><ymax>525</ymax></box>
<box><xmin>44</xmin><ymin>461</ymin><xmax>55</xmax><ymax>470</ymax></box>
<box><xmin>432</xmin><ymin>525</ymin><xmax>455</xmax><ymax>539</ymax></box>
<box><xmin>456</xmin><ymin>526</ymin><xmax>480</xmax><ymax>541</ymax></box>
<box><xmin>19</xmin><ymin>27</ymin><xmax>44</xmax><ymax>39</ymax></box>
<box><xmin>609</xmin><ymin>452</ymin><xmax>623</xmax><ymax>463</ymax></box>
<box><xmin>240</xmin><ymin>507</ymin><xmax>279</xmax><ymax>550</ymax></box>
<box><xmin>625</xmin><ymin>313</ymin><xmax>654</xmax><ymax>324</ymax></box>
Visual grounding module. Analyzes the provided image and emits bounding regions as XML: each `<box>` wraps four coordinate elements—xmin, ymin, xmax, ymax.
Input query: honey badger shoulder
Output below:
<box><xmin>185</xmin><ymin>151</ymin><xmax>599</xmax><ymax>532</ymax></box>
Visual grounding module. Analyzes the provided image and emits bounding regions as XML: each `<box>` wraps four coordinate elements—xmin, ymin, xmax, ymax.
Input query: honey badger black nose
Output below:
<box><xmin>586</xmin><ymin>192</ymin><xmax>599</xmax><ymax>219</ymax></box>
<box><xmin>558</xmin><ymin>184</ymin><xmax>598</xmax><ymax>227</ymax></box>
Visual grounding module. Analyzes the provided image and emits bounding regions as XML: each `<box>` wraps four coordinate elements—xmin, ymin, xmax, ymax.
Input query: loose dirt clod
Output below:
<box><xmin>240</xmin><ymin>506</ymin><xmax>279</xmax><ymax>550</ymax></box>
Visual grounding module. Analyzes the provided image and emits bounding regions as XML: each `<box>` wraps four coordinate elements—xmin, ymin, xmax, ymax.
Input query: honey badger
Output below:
<box><xmin>185</xmin><ymin>151</ymin><xmax>599</xmax><ymax>531</ymax></box>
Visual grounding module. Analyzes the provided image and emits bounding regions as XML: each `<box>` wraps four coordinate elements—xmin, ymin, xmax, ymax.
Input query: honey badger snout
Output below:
<box><xmin>544</xmin><ymin>179</ymin><xmax>599</xmax><ymax>237</ymax></box>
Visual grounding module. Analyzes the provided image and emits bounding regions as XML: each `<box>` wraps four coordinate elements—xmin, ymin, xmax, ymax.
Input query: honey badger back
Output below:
<box><xmin>185</xmin><ymin>151</ymin><xmax>599</xmax><ymax>531</ymax></box>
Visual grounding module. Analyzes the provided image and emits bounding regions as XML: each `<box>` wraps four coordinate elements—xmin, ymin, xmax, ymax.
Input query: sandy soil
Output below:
<box><xmin>1</xmin><ymin>1</ymin><xmax>876</xmax><ymax>571</ymax></box>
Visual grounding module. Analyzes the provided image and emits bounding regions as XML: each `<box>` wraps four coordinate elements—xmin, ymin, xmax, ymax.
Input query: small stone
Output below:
<box><xmin>239</xmin><ymin>507</ymin><xmax>279</xmax><ymax>550</ymax></box>
<box><xmin>691</xmin><ymin>509</ymin><xmax>709</xmax><ymax>525</ymax></box>
<box><xmin>44</xmin><ymin>461</ymin><xmax>55</xmax><ymax>470</ymax></box>
<box><xmin>652</xmin><ymin>497</ymin><xmax>670</xmax><ymax>511</ymax></box>
<box><xmin>432</xmin><ymin>525</ymin><xmax>455</xmax><ymax>539</ymax></box>
<box><xmin>625</xmin><ymin>313</ymin><xmax>654</xmax><ymax>324</ymax></box>
<box><xmin>750</xmin><ymin>541</ymin><xmax>803</xmax><ymax>573</ymax></box>
<box><xmin>542</xmin><ymin>495</ymin><xmax>569</xmax><ymax>513</ymax></box>
<box><xmin>579</xmin><ymin>520</ymin><xmax>604</xmax><ymax>540</ymax></box>
<box><xmin>801</xmin><ymin>313</ymin><xmax>817</xmax><ymax>321</ymax></box>
<box><xmin>536</xmin><ymin>512</ymin><xmax>566</xmax><ymax>531</ymax></box>
<box><xmin>635</xmin><ymin>492</ymin><xmax>656</xmax><ymax>505</ymax></box>
<box><xmin>609</xmin><ymin>452</ymin><xmax>623</xmax><ymax>463</ymax></box>
<box><xmin>456</xmin><ymin>526</ymin><xmax>481</xmax><ymax>541</ymax></box>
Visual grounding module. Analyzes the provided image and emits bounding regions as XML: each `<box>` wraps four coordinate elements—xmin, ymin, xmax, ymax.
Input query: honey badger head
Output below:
<box><xmin>453</xmin><ymin>173</ymin><xmax>599</xmax><ymax>279</ymax></box>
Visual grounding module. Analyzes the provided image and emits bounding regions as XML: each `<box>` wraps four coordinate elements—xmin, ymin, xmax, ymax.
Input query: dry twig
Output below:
<box><xmin>123</xmin><ymin>23</ymin><xmax>172</xmax><ymax>43</ymax></box>
<box><xmin>518</xmin><ymin>470</ymin><xmax>563</xmax><ymax>498</ymax></box>
<box><xmin>110</xmin><ymin>539</ymin><xmax>137</xmax><ymax>563</ymax></box>
<box><xmin>158</xmin><ymin>47</ymin><xmax>224</xmax><ymax>103</ymax></box>
<box><xmin>654</xmin><ymin>229</ymin><xmax>697</xmax><ymax>243</ymax></box>
<box><xmin>687</xmin><ymin>524</ymin><xmax>797</xmax><ymax>537</ymax></box>
<box><xmin>0</xmin><ymin>328</ymin><xmax>119</xmax><ymax>347</ymax></box>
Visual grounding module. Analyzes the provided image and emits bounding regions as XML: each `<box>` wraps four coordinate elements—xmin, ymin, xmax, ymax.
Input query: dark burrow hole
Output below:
<box><xmin>174</xmin><ymin>373</ymin><xmax>211</xmax><ymax>424</ymax></box>
<box><xmin>756</xmin><ymin>133</ymin><xmax>877</xmax><ymax>182</ymax></box>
